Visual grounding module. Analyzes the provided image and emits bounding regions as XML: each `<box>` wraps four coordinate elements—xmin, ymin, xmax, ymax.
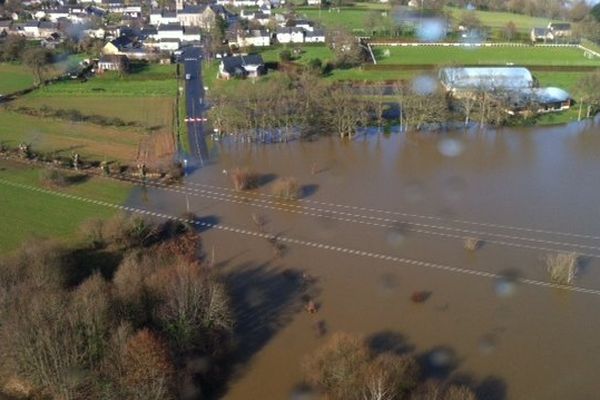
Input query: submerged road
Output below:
<box><xmin>182</xmin><ymin>46</ymin><xmax>209</xmax><ymax>164</ymax></box>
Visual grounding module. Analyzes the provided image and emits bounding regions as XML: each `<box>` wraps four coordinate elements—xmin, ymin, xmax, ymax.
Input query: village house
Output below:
<box><xmin>98</xmin><ymin>54</ymin><xmax>129</xmax><ymax>72</ymax></box>
<box><xmin>276</xmin><ymin>27</ymin><xmax>304</xmax><ymax>43</ymax></box>
<box><xmin>150</xmin><ymin>5</ymin><xmax>228</xmax><ymax>29</ymax></box>
<box><xmin>293</xmin><ymin>19</ymin><xmax>314</xmax><ymax>32</ymax></box>
<box><xmin>548</xmin><ymin>22</ymin><xmax>571</xmax><ymax>38</ymax></box>
<box><xmin>531</xmin><ymin>22</ymin><xmax>572</xmax><ymax>43</ymax></box>
<box><xmin>235</xmin><ymin>29</ymin><xmax>271</xmax><ymax>47</ymax></box>
<box><xmin>157</xmin><ymin>23</ymin><xmax>184</xmax><ymax>41</ymax></box>
<box><xmin>219</xmin><ymin>54</ymin><xmax>265</xmax><ymax>79</ymax></box>
<box><xmin>45</xmin><ymin>7</ymin><xmax>70</xmax><ymax>22</ymax></box>
<box><xmin>304</xmin><ymin>28</ymin><xmax>325</xmax><ymax>43</ymax></box>
<box><xmin>530</xmin><ymin>27</ymin><xmax>551</xmax><ymax>42</ymax></box>
<box><xmin>103</xmin><ymin>35</ymin><xmax>136</xmax><ymax>54</ymax></box>
<box><xmin>150</xmin><ymin>10</ymin><xmax>179</xmax><ymax>26</ymax></box>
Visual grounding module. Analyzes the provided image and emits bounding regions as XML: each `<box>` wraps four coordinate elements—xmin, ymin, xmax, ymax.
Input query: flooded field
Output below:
<box><xmin>130</xmin><ymin>119</ymin><xmax>600</xmax><ymax>399</ymax></box>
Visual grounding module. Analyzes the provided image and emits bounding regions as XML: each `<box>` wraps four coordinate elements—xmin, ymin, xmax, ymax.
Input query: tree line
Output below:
<box><xmin>206</xmin><ymin>69</ymin><xmax>558</xmax><ymax>140</ymax></box>
<box><xmin>0</xmin><ymin>214</ymin><xmax>233</xmax><ymax>399</ymax></box>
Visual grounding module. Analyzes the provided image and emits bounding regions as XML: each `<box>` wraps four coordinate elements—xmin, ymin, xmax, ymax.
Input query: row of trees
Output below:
<box><xmin>0</xmin><ymin>214</ymin><xmax>233</xmax><ymax>399</ymax></box>
<box><xmin>208</xmin><ymin>72</ymin><xmax>369</xmax><ymax>139</ymax></box>
<box><xmin>207</xmin><ymin>69</ymin><xmax>542</xmax><ymax>140</ymax></box>
<box><xmin>304</xmin><ymin>333</ymin><xmax>477</xmax><ymax>400</ymax></box>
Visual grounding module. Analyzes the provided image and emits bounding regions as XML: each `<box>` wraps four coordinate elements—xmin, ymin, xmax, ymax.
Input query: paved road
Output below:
<box><xmin>182</xmin><ymin>46</ymin><xmax>209</xmax><ymax>164</ymax></box>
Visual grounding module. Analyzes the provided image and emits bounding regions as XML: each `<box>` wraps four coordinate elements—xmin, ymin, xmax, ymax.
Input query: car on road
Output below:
<box><xmin>185</xmin><ymin>73</ymin><xmax>191</xmax><ymax>80</ymax></box>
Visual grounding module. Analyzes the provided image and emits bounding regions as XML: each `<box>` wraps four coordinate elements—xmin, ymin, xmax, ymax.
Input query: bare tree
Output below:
<box><xmin>120</xmin><ymin>329</ymin><xmax>176</xmax><ymax>400</ymax></box>
<box><xmin>22</xmin><ymin>47</ymin><xmax>54</xmax><ymax>86</ymax></box>
<box><xmin>323</xmin><ymin>84</ymin><xmax>369</xmax><ymax>138</ymax></box>
<box><xmin>304</xmin><ymin>333</ymin><xmax>370</xmax><ymax>400</ymax></box>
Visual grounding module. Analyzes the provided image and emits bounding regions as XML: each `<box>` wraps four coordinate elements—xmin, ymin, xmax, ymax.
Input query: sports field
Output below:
<box><xmin>0</xmin><ymin>160</ymin><xmax>131</xmax><ymax>251</ymax></box>
<box><xmin>375</xmin><ymin>46</ymin><xmax>600</xmax><ymax>66</ymax></box>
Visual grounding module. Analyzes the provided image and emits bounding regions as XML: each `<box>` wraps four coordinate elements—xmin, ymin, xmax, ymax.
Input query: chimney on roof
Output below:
<box><xmin>176</xmin><ymin>0</ymin><xmax>183</xmax><ymax>11</ymax></box>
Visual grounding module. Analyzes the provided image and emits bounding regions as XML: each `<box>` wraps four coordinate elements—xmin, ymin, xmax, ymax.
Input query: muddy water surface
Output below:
<box><xmin>131</xmin><ymin>120</ymin><xmax>600</xmax><ymax>399</ymax></box>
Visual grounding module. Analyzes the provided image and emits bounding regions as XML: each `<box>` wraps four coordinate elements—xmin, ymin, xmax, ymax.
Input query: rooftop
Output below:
<box><xmin>439</xmin><ymin>67</ymin><xmax>534</xmax><ymax>91</ymax></box>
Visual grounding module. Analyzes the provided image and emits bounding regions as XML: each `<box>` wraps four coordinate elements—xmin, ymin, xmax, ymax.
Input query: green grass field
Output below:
<box><xmin>0</xmin><ymin>64</ymin><xmax>34</xmax><ymax>94</ymax></box>
<box><xmin>260</xmin><ymin>45</ymin><xmax>335</xmax><ymax>64</ymax></box>
<box><xmin>375</xmin><ymin>46</ymin><xmax>600</xmax><ymax>66</ymax></box>
<box><xmin>0</xmin><ymin>110</ymin><xmax>143</xmax><ymax>162</ymax></box>
<box><xmin>12</xmin><ymin>95</ymin><xmax>175</xmax><ymax>133</ymax></box>
<box><xmin>0</xmin><ymin>160</ymin><xmax>131</xmax><ymax>251</ymax></box>
<box><xmin>36</xmin><ymin>64</ymin><xmax>177</xmax><ymax>97</ymax></box>
<box><xmin>275</xmin><ymin>6</ymin><xmax>391</xmax><ymax>33</ymax></box>
<box><xmin>0</xmin><ymin>63</ymin><xmax>178</xmax><ymax>164</ymax></box>
<box><xmin>445</xmin><ymin>6</ymin><xmax>563</xmax><ymax>33</ymax></box>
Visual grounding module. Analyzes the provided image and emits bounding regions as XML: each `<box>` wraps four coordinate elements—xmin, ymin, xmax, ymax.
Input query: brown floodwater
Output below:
<box><xmin>131</xmin><ymin>119</ymin><xmax>600</xmax><ymax>399</ymax></box>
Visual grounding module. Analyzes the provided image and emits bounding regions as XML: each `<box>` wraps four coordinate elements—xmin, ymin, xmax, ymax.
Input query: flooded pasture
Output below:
<box><xmin>130</xmin><ymin>119</ymin><xmax>600</xmax><ymax>399</ymax></box>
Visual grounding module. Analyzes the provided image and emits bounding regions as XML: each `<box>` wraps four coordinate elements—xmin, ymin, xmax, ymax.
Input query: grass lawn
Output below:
<box><xmin>12</xmin><ymin>95</ymin><xmax>175</xmax><ymax>131</ymax></box>
<box><xmin>326</xmin><ymin>67</ymin><xmax>421</xmax><ymax>81</ymax></box>
<box><xmin>0</xmin><ymin>110</ymin><xmax>142</xmax><ymax>162</ymax></box>
<box><xmin>534</xmin><ymin>71</ymin><xmax>584</xmax><ymax>93</ymax></box>
<box><xmin>275</xmin><ymin>7</ymin><xmax>390</xmax><ymax>33</ymax></box>
<box><xmin>35</xmin><ymin>64</ymin><xmax>177</xmax><ymax>97</ymax></box>
<box><xmin>0</xmin><ymin>63</ymin><xmax>178</xmax><ymax>164</ymax></box>
<box><xmin>445</xmin><ymin>6</ymin><xmax>563</xmax><ymax>33</ymax></box>
<box><xmin>260</xmin><ymin>45</ymin><xmax>335</xmax><ymax>64</ymax></box>
<box><xmin>0</xmin><ymin>160</ymin><xmax>131</xmax><ymax>251</ymax></box>
<box><xmin>375</xmin><ymin>46</ymin><xmax>600</xmax><ymax>66</ymax></box>
<box><xmin>0</xmin><ymin>64</ymin><xmax>34</xmax><ymax>94</ymax></box>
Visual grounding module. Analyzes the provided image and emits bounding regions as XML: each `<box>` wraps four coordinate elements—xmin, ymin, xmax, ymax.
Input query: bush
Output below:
<box><xmin>546</xmin><ymin>252</ymin><xmax>578</xmax><ymax>285</ymax></box>
<box><xmin>79</xmin><ymin>218</ymin><xmax>106</xmax><ymax>248</ymax></box>
<box><xmin>102</xmin><ymin>214</ymin><xmax>154</xmax><ymax>249</ymax></box>
<box><xmin>279</xmin><ymin>49</ymin><xmax>292</xmax><ymax>62</ymax></box>
<box><xmin>307</xmin><ymin>58</ymin><xmax>323</xmax><ymax>73</ymax></box>
<box><xmin>39</xmin><ymin>169</ymin><xmax>67</xmax><ymax>187</ymax></box>
<box><xmin>463</xmin><ymin>237</ymin><xmax>481</xmax><ymax>251</ymax></box>
<box><xmin>230</xmin><ymin>167</ymin><xmax>258</xmax><ymax>191</ymax></box>
<box><xmin>304</xmin><ymin>333</ymin><xmax>369</xmax><ymax>400</ymax></box>
<box><xmin>271</xmin><ymin>177</ymin><xmax>300</xmax><ymax>200</ymax></box>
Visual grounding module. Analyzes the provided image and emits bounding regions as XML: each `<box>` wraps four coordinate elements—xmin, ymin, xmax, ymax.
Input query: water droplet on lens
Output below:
<box><xmin>387</xmin><ymin>230</ymin><xmax>405</xmax><ymax>247</ymax></box>
<box><xmin>495</xmin><ymin>270</ymin><xmax>520</xmax><ymax>298</ymax></box>
<box><xmin>411</xmin><ymin>75</ymin><xmax>438</xmax><ymax>96</ymax></box>
<box><xmin>479</xmin><ymin>334</ymin><xmax>496</xmax><ymax>355</ymax></box>
<box><xmin>290</xmin><ymin>383</ymin><xmax>315</xmax><ymax>400</ymax></box>
<box><xmin>437</xmin><ymin>138</ymin><xmax>464</xmax><ymax>157</ymax></box>
<box><xmin>429</xmin><ymin>349</ymin><xmax>452</xmax><ymax>367</ymax></box>
<box><xmin>417</xmin><ymin>18</ymin><xmax>447</xmax><ymax>42</ymax></box>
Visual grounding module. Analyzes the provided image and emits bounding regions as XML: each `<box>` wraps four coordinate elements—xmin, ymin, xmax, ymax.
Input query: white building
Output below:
<box><xmin>156</xmin><ymin>23</ymin><xmax>184</xmax><ymax>41</ymax></box>
<box><xmin>276</xmin><ymin>27</ymin><xmax>304</xmax><ymax>43</ymax></box>
<box><xmin>236</xmin><ymin>29</ymin><xmax>271</xmax><ymax>47</ymax></box>
<box><xmin>150</xmin><ymin>10</ymin><xmax>179</xmax><ymax>26</ymax></box>
<box><xmin>304</xmin><ymin>28</ymin><xmax>325</xmax><ymax>43</ymax></box>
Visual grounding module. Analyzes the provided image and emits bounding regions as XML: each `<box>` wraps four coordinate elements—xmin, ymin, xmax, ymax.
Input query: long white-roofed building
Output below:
<box><xmin>439</xmin><ymin>66</ymin><xmax>572</xmax><ymax>113</ymax></box>
<box><xmin>439</xmin><ymin>67</ymin><xmax>534</xmax><ymax>93</ymax></box>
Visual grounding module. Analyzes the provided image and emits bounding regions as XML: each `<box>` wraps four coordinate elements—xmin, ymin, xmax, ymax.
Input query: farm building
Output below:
<box><xmin>440</xmin><ymin>67</ymin><xmax>534</xmax><ymax>92</ymax></box>
<box><xmin>439</xmin><ymin>66</ymin><xmax>571</xmax><ymax>113</ymax></box>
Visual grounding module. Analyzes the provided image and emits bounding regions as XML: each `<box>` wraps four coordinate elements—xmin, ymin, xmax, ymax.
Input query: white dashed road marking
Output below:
<box><xmin>2</xmin><ymin>177</ymin><xmax>600</xmax><ymax>298</ymax></box>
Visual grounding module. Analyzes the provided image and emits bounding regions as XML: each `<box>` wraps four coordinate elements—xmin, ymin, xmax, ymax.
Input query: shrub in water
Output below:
<box><xmin>271</xmin><ymin>177</ymin><xmax>299</xmax><ymax>200</ymax></box>
<box><xmin>546</xmin><ymin>252</ymin><xmax>578</xmax><ymax>285</ymax></box>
